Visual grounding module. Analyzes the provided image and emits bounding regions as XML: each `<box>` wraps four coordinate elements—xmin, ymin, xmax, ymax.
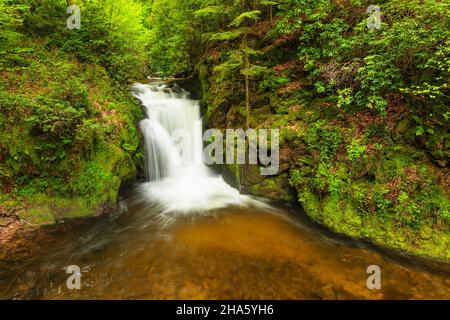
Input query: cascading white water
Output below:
<box><xmin>132</xmin><ymin>83</ymin><xmax>266</xmax><ymax>216</ymax></box>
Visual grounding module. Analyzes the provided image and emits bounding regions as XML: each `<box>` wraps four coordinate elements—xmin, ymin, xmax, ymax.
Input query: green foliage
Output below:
<box><xmin>26</xmin><ymin>99</ymin><xmax>86</xmax><ymax>138</ymax></box>
<box><xmin>0</xmin><ymin>20</ymin><xmax>143</xmax><ymax>216</ymax></box>
<box><xmin>347</xmin><ymin>140</ymin><xmax>367</xmax><ymax>163</ymax></box>
<box><xmin>147</xmin><ymin>0</ymin><xmax>196</xmax><ymax>76</ymax></box>
<box><xmin>0</xmin><ymin>0</ymin><xmax>147</xmax><ymax>212</ymax></box>
<box><xmin>142</xmin><ymin>0</ymin><xmax>450</xmax><ymax>260</ymax></box>
<box><xmin>10</xmin><ymin>0</ymin><xmax>150</xmax><ymax>82</ymax></box>
<box><xmin>275</xmin><ymin>0</ymin><xmax>449</xmax><ymax>119</ymax></box>
<box><xmin>0</xmin><ymin>0</ymin><xmax>449</xmax><ymax>259</ymax></box>
<box><xmin>72</xmin><ymin>162</ymin><xmax>113</xmax><ymax>197</ymax></box>
<box><xmin>0</xmin><ymin>0</ymin><xmax>30</xmax><ymax>70</ymax></box>
<box><xmin>147</xmin><ymin>0</ymin><xmax>272</xmax><ymax>76</ymax></box>
<box><xmin>229</xmin><ymin>10</ymin><xmax>261</xmax><ymax>27</ymax></box>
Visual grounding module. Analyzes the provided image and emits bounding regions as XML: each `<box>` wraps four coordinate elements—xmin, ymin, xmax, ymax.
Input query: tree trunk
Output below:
<box><xmin>244</xmin><ymin>35</ymin><xmax>250</xmax><ymax>129</ymax></box>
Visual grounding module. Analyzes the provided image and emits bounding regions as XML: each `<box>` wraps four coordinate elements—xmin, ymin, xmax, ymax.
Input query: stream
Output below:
<box><xmin>0</xmin><ymin>84</ymin><xmax>448</xmax><ymax>300</ymax></box>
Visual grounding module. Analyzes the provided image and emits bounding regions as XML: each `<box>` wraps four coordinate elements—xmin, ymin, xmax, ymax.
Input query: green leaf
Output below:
<box><xmin>241</xmin><ymin>65</ymin><xmax>268</xmax><ymax>76</ymax></box>
<box><xmin>209</xmin><ymin>30</ymin><xmax>244</xmax><ymax>41</ymax></box>
<box><xmin>260</xmin><ymin>0</ymin><xmax>279</xmax><ymax>5</ymax></box>
<box><xmin>415</xmin><ymin>126</ymin><xmax>425</xmax><ymax>136</ymax></box>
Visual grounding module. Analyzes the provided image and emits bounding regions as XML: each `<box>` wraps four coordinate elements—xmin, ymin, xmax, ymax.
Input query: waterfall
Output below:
<box><xmin>132</xmin><ymin>83</ymin><xmax>266</xmax><ymax>216</ymax></box>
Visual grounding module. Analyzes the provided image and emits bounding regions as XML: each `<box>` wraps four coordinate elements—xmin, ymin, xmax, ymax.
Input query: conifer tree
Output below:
<box><xmin>209</xmin><ymin>8</ymin><xmax>267</xmax><ymax>128</ymax></box>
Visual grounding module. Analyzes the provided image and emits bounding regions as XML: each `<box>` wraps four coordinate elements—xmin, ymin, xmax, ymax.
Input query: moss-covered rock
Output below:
<box><xmin>200</xmin><ymin>53</ymin><xmax>449</xmax><ymax>261</ymax></box>
<box><xmin>0</xmin><ymin>44</ymin><xmax>143</xmax><ymax>226</ymax></box>
<box><xmin>298</xmin><ymin>191</ymin><xmax>449</xmax><ymax>260</ymax></box>
<box><xmin>250</xmin><ymin>174</ymin><xmax>295</xmax><ymax>202</ymax></box>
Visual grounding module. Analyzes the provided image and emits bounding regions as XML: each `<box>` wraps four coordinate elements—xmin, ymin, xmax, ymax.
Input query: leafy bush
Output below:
<box><xmin>347</xmin><ymin>140</ymin><xmax>367</xmax><ymax>163</ymax></box>
<box><xmin>26</xmin><ymin>99</ymin><xmax>86</xmax><ymax>138</ymax></box>
<box><xmin>12</xmin><ymin>0</ymin><xmax>150</xmax><ymax>82</ymax></box>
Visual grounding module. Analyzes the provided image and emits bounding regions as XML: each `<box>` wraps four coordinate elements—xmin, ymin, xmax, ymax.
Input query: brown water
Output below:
<box><xmin>0</xmin><ymin>188</ymin><xmax>449</xmax><ymax>300</ymax></box>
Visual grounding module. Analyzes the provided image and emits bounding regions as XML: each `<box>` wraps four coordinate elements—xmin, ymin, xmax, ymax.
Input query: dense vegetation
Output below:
<box><xmin>0</xmin><ymin>0</ymin><xmax>448</xmax><ymax>259</ymax></box>
<box><xmin>0</xmin><ymin>0</ymin><xmax>149</xmax><ymax>224</ymax></box>
<box><xmin>147</xmin><ymin>0</ymin><xmax>449</xmax><ymax>259</ymax></box>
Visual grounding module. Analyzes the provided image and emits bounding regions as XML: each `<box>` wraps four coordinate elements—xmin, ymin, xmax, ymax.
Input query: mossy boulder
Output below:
<box><xmin>249</xmin><ymin>174</ymin><xmax>295</xmax><ymax>202</ymax></box>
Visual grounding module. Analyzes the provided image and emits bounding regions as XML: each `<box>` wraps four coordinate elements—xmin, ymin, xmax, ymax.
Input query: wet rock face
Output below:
<box><xmin>0</xmin><ymin>205</ymin><xmax>18</xmax><ymax>227</ymax></box>
<box><xmin>221</xmin><ymin>164</ymin><xmax>240</xmax><ymax>191</ymax></box>
<box><xmin>249</xmin><ymin>174</ymin><xmax>296</xmax><ymax>202</ymax></box>
<box><xmin>221</xmin><ymin>163</ymin><xmax>295</xmax><ymax>202</ymax></box>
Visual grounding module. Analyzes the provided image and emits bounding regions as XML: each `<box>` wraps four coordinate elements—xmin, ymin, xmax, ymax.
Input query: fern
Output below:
<box><xmin>229</xmin><ymin>10</ymin><xmax>261</xmax><ymax>27</ymax></box>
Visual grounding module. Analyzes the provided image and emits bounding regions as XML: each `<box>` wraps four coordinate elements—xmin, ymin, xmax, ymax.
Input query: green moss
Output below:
<box><xmin>226</xmin><ymin>162</ymin><xmax>241</xmax><ymax>189</ymax></box>
<box><xmin>250</xmin><ymin>174</ymin><xmax>294</xmax><ymax>202</ymax></box>
<box><xmin>16</xmin><ymin>192</ymin><xmax>115</xmax><ymax>226</ymax></box>
<box><xmin>17</xmin><ymin>201</ymin><xmax>55</xmax><ymax>226</ymax></box>
<box><xmin>279</xmin><ymin>111</ymin><xmax>450</xmax><ymax>260</ymax></box>
<box><xmin>297</xmin><ymin>187</ymin><xmax>450</xmax><ymax>260</ymax></box>
<box><xmin>194</xmin><ymin>0</ymin><xmax>450</xmax><ymax>262</ymax></box>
